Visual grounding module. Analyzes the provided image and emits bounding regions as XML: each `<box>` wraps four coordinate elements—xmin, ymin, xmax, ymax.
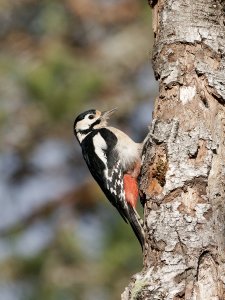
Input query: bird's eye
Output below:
<box><xmin>88</xmin><ymin>115</ymin><xmax>94</xmax><ymax>120</ymax></box>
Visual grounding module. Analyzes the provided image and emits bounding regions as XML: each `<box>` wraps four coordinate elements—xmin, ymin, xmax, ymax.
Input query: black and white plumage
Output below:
<box><xmin>74</xmin><ymin>109</ymin><xmax>144</xmax><ymax>248</ymax></box>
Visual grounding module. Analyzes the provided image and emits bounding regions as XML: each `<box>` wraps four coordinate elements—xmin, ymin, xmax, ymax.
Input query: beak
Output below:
<box><xmin>101</xmin><ymin>108</ymin><xmax>117</xmax><ymax>120</ymax></box>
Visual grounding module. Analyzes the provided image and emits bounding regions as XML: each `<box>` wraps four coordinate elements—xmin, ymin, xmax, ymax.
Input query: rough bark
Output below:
<box><xmin>122</xmin><ymin>0</ymin><xmax>225</xmax><ymax>299</ymax></box>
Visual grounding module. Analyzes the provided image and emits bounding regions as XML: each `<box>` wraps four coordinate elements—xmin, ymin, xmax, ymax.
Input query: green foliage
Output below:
<box><xmin>0</xmin><ymin>213</ymin><xmax>142</xmax><ymax>300</ymax></box>
<box><xmin>24</xmin><ymin>44</ymin><xmax>103</xmax><ymax>120</ymax></box>
<box><xmin>50</xmin><ymin>227</ymin><xmax>85</xmax><ymax>265</ymax></box>
<box><xmin>102</xmin><ymin>217</ymin><xmax>142</xmax><ymax>289</ymax></box>
<box><xmin>13</xmin><ymin>254</ymin><xmax>47</xmax><ymax>279</ymax></box>
<box><xmin>0</xmin><ymin>0</ymin><xmax>153</xmax><ymax>299</ymax></box>
<box><xmin>35</xmin><ymin>1</ymin><xmax>69</xmax><ymax>37</ymax></box>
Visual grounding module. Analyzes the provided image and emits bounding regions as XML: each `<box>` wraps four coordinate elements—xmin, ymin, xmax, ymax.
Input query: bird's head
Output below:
<box><xmin>74</xmin><ymin>108</ymin><xmax>117</xmax><ymax>143</ymax></box>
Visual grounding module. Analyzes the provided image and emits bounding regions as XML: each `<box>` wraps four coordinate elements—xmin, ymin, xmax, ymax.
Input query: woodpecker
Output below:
<box><xmin>73</xmin><ymin>108</ymin><xmax>144</xmax><ymax>249</ymax></box>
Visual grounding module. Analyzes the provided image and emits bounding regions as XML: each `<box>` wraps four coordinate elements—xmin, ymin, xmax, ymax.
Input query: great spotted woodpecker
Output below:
<box><xmin>73</xmin><ymin>108</ymin><xmax>144</xmax><ymax>248</ymax></box>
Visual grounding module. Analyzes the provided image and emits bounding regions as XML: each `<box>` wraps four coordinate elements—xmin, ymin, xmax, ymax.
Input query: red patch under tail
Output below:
<box><xmin>123</xmin><ymin>174</ymin><xmax>139</xmax><ymax>208</ymax></box>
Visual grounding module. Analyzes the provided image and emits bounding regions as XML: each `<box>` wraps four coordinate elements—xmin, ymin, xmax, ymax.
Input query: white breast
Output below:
<box><xmin>93</xmin><ymin>132</ymin><xmax>108</xmax><ymax>165</ymax></box>
<box><xmin>108</xmin><ymin>127</ymin><xmax>141</xmax><ymax>171</ymax></box>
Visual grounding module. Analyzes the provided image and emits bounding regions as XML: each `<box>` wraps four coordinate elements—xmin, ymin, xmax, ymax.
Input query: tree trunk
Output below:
<box><xmin>122</xmin><ymin>0</ymin><xmax>225</xmax><ymax>299</ymax></box>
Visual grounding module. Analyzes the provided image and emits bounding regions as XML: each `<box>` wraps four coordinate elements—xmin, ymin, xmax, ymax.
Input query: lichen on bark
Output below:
<box><xmin>122</xmin><ymin>0</ymin><xmax>225</xmax><ymax>299</ymax></box>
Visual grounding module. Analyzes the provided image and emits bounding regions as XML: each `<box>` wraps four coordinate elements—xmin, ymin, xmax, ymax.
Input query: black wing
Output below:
<box><xmin>103</xmin><ymin>156</ymin><xmax>145</xmax><ymax>248</ymax></box>
<box><xmin>102</xmin><ymin>156</ymin><xmax>129</xmax><ymax>223</ymax></box>
<box><xmin>81</xmin><ymin>129</ymin><xmax>129</xmax><ymax>222</ymax></box>
<box><xmin>81</xmin><ymin>128</ymin><xmax>144</xmax><ymax>248</ymax></box>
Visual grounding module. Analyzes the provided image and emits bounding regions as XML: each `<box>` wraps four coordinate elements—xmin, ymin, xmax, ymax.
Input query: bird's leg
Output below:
<box><xmin>129</xmin><ymin>160</ymin><xmax>141</xmax><ymax>179</ymax></box>
<box><xmin>123</xmin><ymin>160</ymin><xmax>141</xmax><ymax>208</ymax></box>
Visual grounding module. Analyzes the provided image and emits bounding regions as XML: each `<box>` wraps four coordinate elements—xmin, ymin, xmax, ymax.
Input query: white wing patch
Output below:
<box><xmin>93</xmin><ymin>133</ymin><xmax>108</xmax><ymax>165</ymax></box>
<box><xmin>93</xmin><ymin>132</ymin><xmax>126</xmax><ymax>209</ymax></box>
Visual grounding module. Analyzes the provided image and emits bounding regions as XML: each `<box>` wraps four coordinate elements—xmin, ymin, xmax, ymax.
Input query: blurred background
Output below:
<box><xmin>0</xmin><ymin>0</ymin><xmax>157</xmax><ymax>299</ymax></box>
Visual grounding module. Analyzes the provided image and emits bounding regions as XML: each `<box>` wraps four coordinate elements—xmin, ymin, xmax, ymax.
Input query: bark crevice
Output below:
<box><xmin>122</xmin><ymin>0</ymin><xmax>225</xmax><ymax>299</ymax></box>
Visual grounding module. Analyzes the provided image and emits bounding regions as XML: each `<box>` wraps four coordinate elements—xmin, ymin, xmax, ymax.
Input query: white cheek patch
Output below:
<box><xmin>76</xmin><ymin>115</ymin><xmax>99</xmax><ymax>132</ymax></box>
<box><xmin>76</xmin><ymin>120</ymin><xmax>89</xmax><ymax>131</ymax></box>
<box><xmin>93</xmin><ymin>133</ymin><xmax>108</xmax><ymax>165</ymax></box>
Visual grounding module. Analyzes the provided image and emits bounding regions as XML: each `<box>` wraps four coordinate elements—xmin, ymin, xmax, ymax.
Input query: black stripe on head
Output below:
<box><xmin>75</xmin><ymin>118</ymin><xmax>101</xmax><ymax>137</ymax></box>
<box><xmin>90</xmin><ymin>118</ymin><xmax>101</xmax><ymax>129</ymax></box>
<box><xmin>74</xmin><ymin>109</ymin><xmax>96</xmax><ymax>126</ymax></box>
<box><xmin>73</xmin><ymin>109</ymin><xmax>96</xmax><ymax>135</ymax></box>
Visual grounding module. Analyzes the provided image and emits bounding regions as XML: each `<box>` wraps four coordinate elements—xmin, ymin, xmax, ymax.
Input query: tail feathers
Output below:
<box><xmin>127</xmin><ymin>204</ymin><xmax>145</xmax><ymax>250</ymax></box>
